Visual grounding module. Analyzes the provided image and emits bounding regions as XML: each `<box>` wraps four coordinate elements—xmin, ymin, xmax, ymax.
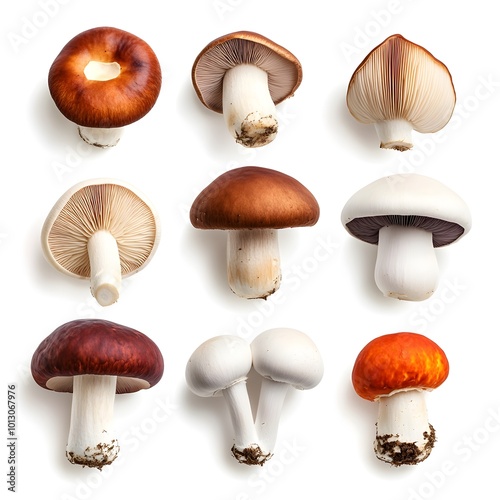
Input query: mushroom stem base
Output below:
<box><xmin>227</xmin><ymin>229</ymin><xmax>281</xmax><ymax>299</ymax></box>
<box><xmin>66</xmin><ymin>374</ymin><xmax>119</xmax><ymax>469</ymax></box>
<box><xmin>374</xmin><ymin>119</ymin><xmax>413</xmax><ymax>151</ymax></box>
<box><xmin>78</xmin><ymin>125</ymin><xmax>122</xmax><ymax>148</ymax></box>
<box><xmin>375</xmin><ymin>389</ymin><xmax>435</xmax><ymax>466</ymax></box>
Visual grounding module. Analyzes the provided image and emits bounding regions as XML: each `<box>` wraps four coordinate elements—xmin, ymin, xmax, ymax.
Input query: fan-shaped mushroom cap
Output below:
<box><xmin>192</xmin><ymin>31</ymin><xmax>302</xmax><ymax>113</ymax></box>
<box><xmin>346</xmin><ymin>34</ymin><xmax>455</xmax><ymax>151</ymax></box>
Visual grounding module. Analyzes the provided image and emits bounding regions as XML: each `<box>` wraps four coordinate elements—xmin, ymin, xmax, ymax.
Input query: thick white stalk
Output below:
<box><xmin>254</xmin><ymin>378</ymin><xmax>290</xmax><ymax>454</ymax></box>
<box><xmin>222</xmin><ymin>64</ymin><xmax>278</xmax><ymax>147</ymax></box>
<box><xmin>66</xmin><ymin>375</ymin><xmax>119</xmax><ymax>469</ymax></box>
<box><xmin>375</xmin><ymin>389</ymin><xmax>435</xmax><ymax>465</ymax></box>
<box><xmin>227</xmin><ymin>229</ymin><xmax>281</xmax><ymax>299</ymax></box>
<box><xmin>374</xmin><ymin>119</ymin><xmax>414</xmax><ymax>151</ymax></box>
<box><xmin>223</xmin><ymin>381</ymin><xmax>270</xmax><ymax>465</ymax></box>
<box><xmin>88</xmin><ymin>230</ymin><xmax>122</xmax><ymax>306</ymax></box>
<box><xmin>374</xmin><ymin>225</ymin><xmax>438</xmax><ymax>301</ymax></box>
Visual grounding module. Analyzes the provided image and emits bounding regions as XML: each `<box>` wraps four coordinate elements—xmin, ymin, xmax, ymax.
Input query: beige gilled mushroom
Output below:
<box><xmin>192</xmin><ymin>31</ymin><xmax>302</xmax><ymax>148</ymax></box>
<box><xmin>41</xmin><ymin>179</ymin><xmax>160</xmax><ymax>306</ymax></box>
<box><xmin>346</xmin><ymin>34</ymin><xmax>456</xmax><ymax>151</ymax></box>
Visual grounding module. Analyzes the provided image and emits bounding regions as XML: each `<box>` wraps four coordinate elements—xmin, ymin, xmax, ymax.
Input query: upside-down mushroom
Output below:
<box><xmin>346</xmin><ymin>34</ymin><xmax>455</xmax><ymax>151</ymax></box>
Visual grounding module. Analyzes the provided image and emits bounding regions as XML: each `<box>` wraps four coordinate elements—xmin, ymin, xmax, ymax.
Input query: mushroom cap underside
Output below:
<box><xmin>346</xmin><ymin>34</ymin><xmax>455</xmax><ymax>133</ymax></box>
<box><xmin>341</xmin><ymin>173</ymin><xmax>471</xmax><ymax>246</ymax></box>
<box><xmin>190</xmin><ymin>166</ymin><xmax>319</xmax><ymax>230</ymax></box>
<box><xmin>192</xmin><ymin>30</ymin><xmax>302</xmax><ymax>113</ymax></box>
<box><xmin>48</xmin><ymin>26</ymin><xmax>162</xmax><ymax>128</ymax></box>
<box><xmin>41</xmin><ymin>178</ymin><xmax>160</xmax><ymax>279</ymax></box>
<box><xmin>352</xmin><ymin>332</ymin><xmax>449</xmax><ymax>401</ymax></box>
<box><xmin>31</xmin><ymin>319</ymin><xmax>164</xmax><ymax>393</ymax></box>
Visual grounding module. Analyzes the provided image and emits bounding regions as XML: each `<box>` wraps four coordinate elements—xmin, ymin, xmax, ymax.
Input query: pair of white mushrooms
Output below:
<box><xmin>185</xmin><ymin>328</ymin><xmax>324</xmax><ymax>465</ymax></box>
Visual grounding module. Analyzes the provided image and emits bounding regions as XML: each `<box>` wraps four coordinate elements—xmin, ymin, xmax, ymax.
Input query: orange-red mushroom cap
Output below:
<box><xmin>48</xmin><ymin>27</ymin><xmax>162</xmax><ymax>128</ymax></box>
<box><xmin>352</xmin><ymin>332</ymin><xmax>449</xmax><ymax>401</ymax></box>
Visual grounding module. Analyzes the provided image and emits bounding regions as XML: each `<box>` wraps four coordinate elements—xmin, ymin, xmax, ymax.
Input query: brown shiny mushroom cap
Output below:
<box><xmin>48</xmin><ymin>27</ymin><xmax>162</xmax><ymax>128</ymax></box>
<box><xmin>192</xmin><ymin>31</ymin><xmax>302</xmax><ymax>113</ymax></box>
<box><xmin>190</xmin><ymin>166</ymin><xmax>319</xmax><ymax>230</ymax></box>
<box><xmin>31</xmin><ymin>319</ymin><xmax>164</xmax><ymax>393</ymax></box>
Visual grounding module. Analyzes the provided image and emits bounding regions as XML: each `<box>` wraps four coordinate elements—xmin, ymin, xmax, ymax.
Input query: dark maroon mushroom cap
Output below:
<box><xmin>31</xmin><ymin>319</ymin><xmax>164</xmax><ymax>394</ymax></box>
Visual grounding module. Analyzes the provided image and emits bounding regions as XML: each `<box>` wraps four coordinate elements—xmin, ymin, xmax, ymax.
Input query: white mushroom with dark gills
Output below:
<box><xmin>341</xmin><ymin>173</ymin><xmax>471</xmax><ymax>301</ymax></box>
<box><xmin>41</xmin><ymin>178</ymin><xmax>160</xmax><ymax>307</ymax></box>
<box><xmin>190</xmin><ymin>166</ymin><xmax>320</xmax><ymax>299</ymax></box>
<box><xmin>251</xmin><ymin>328</ymin><xmax>324</xmax><ymax>456</ymax></box>
<box><xmin>31</xmin><ymin>319</ymin><xmax>164</xmax><ymax>469</ymax></box>
<box><xmin>192</xmin><ymin>31</ymin><xmax>302</xmax><ymax>148</ymax></box>
<box><xmin>48</xmin><ymin>27</ymin><xmax>162</xmax><ymax>147</ymax></box>
<box><xmin>185</xmin><ymin>335</ymin><xmax>270</xmax><ymax>466</ymax></box>
<box><xmin>346</xmin><ymin>34</ymin><xmax>455</xmax><ymax>151</ymax></box>
<box><xmin>352</xmin><ymin>332</ymin><xmax>449</xmax><ymax>466</ymax></box>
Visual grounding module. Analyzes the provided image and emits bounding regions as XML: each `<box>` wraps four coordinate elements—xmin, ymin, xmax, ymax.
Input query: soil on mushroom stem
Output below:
<box><xmin>374</xmin><ymin>424</ymin><xmax>436</xmax><ymax>467</ymax></box>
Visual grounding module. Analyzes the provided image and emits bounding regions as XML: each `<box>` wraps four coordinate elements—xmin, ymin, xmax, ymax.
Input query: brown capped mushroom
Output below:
<box><xmin>190</xmin><ymin>166</ymin><xmax>319</xmax><ymax>299</ymax></box>
<box><xmin>31</xmin><ymin>319</ymin><xmax>164</xmax><ymax>469</ymax></box>
<box><xmin>346</xmin><ymin>34</ymin><xmax>455</xmax><ymax>151</ymax></box>
<box><xmin>192</xmin><ymin>31</ymin><xmax>302</xmax><ymax>148</ymax></box>
<box><xmin>48</xmin><ymin>27</ymin><xmax>162</xmax><ymax>147</ymax></box>
<box><xmin>41</xmin><ymin>178</ymin><xmax>160</xmax><ymax>306</ymax></box>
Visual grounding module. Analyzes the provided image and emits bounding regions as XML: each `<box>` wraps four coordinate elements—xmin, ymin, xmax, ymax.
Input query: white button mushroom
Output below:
<box><xmin>185</xmin><ymin>335</ymin><xmax>270</xmax><ymax>465</ymax></box>
<box><xmin>250</xmin><ymin>328</ymin><xmax>324</xmax><ymax>455</ymax></box>
<box><xmin>341</xmin><ymin>173</ymin><xmax>471</xmax><ymax>301</ymax></box>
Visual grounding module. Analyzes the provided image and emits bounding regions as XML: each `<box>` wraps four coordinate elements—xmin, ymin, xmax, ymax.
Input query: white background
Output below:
<box><xmin>2</xmin><ymin>1</ymin><xmax>498</xmax><ymax>499</ymax></box>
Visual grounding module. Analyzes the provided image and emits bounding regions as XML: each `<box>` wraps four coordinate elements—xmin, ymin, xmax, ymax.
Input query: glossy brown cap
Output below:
<box><xmin>192</xmin><ymin>31</ymin><xmax>302</xmax><ymax>113</ymax></box>
<box><xmin>352</xmin><ymin>332</ymin><xmax>449</xmax><ymax>401</ymax></box>
<box><xmin>190</xmin><ymin>166</ymin><xmax>319</xmax><ymax>230</ymax></box>
<box><xmin>48</xmin><ymin>27</ymin><xmax>162</xmax><ymax>127</ymax></box>
<box><xmin>31</xmin><ymin>319</ymin><xmax>164</xmax><ymax>393</ymax></box>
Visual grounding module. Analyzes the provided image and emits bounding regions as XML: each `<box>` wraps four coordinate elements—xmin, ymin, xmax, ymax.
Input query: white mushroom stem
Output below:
<box><xmin>222</xmin><ymin>63</ymin><xmax>278</xmax><ymax>148</ymax></box>
<box><xmin>66</xmin><ymin>374</ymin><xmax>119</xmax><ymax>469</ymax></box>
<box><xmin>374</xmin><ymin>119</ymin><xmax>414</xmax><ymax>151</ymax></box>
<box><xmin>88</xmin><ymin>230</ymin><xmax>122</xmax><ymax>307</ymax></box>
<box><xmin>374</xmin><ymin>225</ymin><xmax>439</xmax><ymax>301</ymax></box>
<box><xmin>222</xmin><ymin>381</ymin><xmax>263</xmax><ymax>458</ymax></box>
<box><xmin>375</xmin><ymin>389</ymin><xmax>434</xmax><ymax>465</ymax></box>
<box><xmin>227</xmin><ymin>228</ymin><xmax>281</xmax><ymax>299</ymax></box>
<box><xmin>78</xmin><ymin>126</ymin><xmax>122</xmax><ymax>148</ymax></box>
<box><xmin>254</xmin><ymin>378</ymin><xmax>290</xmax><ymax>455</ymax></box>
